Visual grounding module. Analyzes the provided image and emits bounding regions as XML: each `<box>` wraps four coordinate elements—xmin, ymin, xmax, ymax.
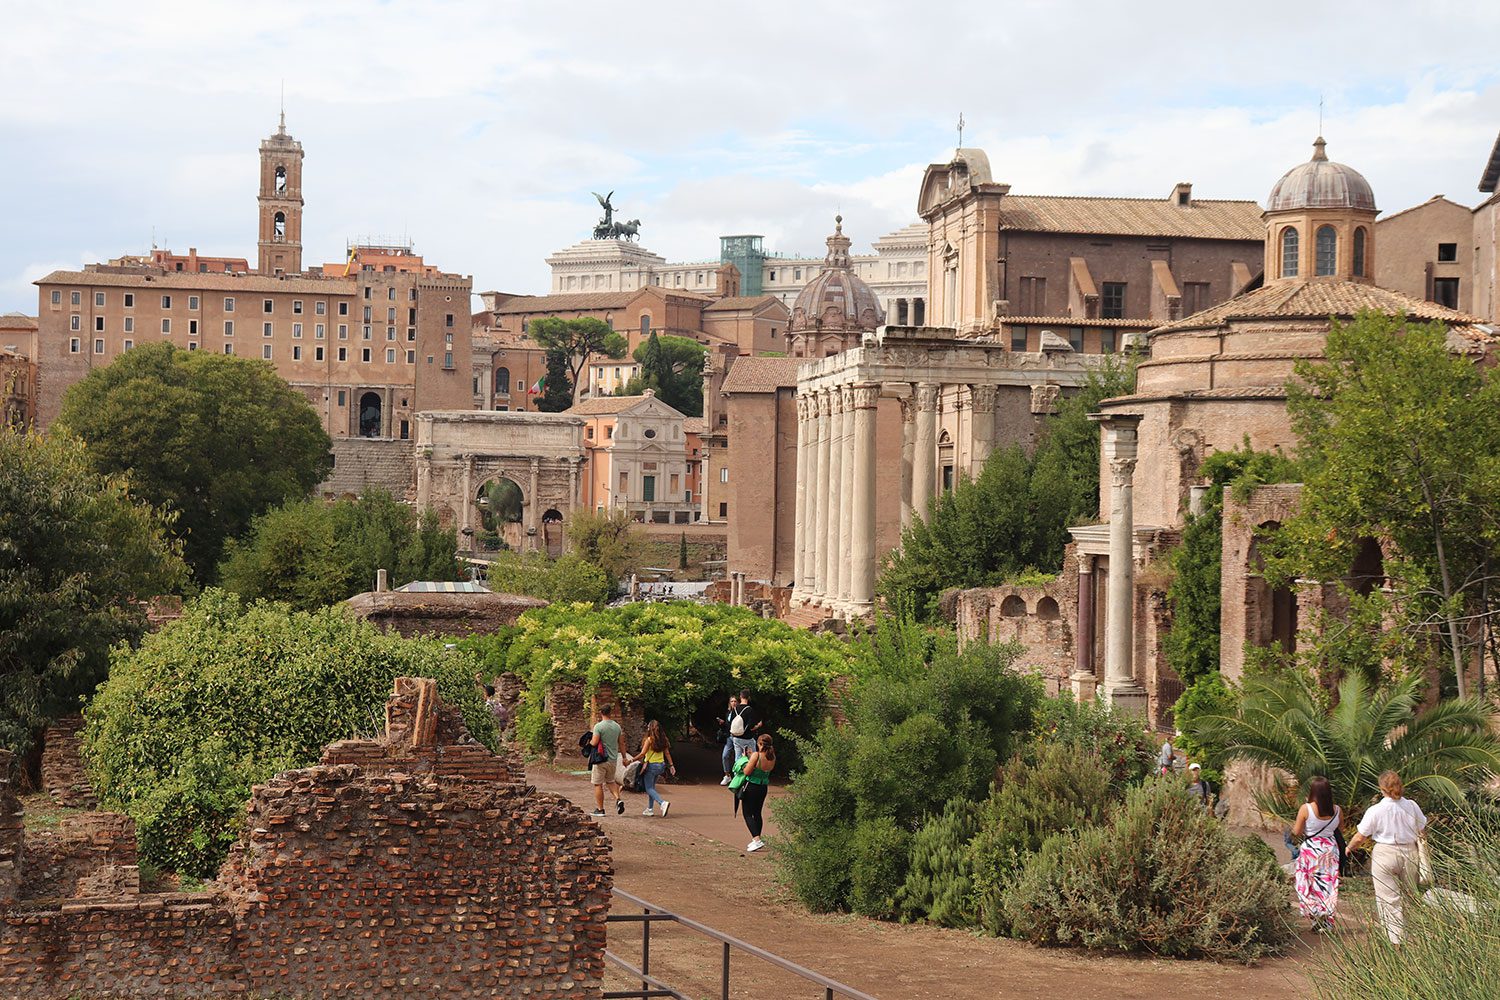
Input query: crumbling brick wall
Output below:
<box><xmin>19</xmin><ymin>812</ymin><xmax>138</xmax><ymax>901</ymax></box>
<box><xmin>546</xmin><ymin>680</ymin><xmax>642</xmax><ymax>764</ymax></box>
<box><xmin>40</xmin><ymin>713</ymin><xmax>97</xmax><ymax>808</ymax></box>
<box><xmin>2</xmin><ymin>678</ymin><xmax>612</xmax><ymax>1000</ymax></box>
<box><xmin>0</xmin><ymin>752</ymin><xmax>21</xmax><ymax>904</ymax></box>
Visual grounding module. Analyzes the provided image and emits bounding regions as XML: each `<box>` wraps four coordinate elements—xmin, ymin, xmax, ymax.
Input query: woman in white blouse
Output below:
<box><xmin>1347</xmin><ymin>770</ymin><xmax>1427</xmax><ymax>945</ymax></box>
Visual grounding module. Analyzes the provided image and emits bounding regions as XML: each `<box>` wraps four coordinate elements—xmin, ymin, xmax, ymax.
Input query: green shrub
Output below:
<box><xmin>482</xmin><ymin>551</ymin><xmax>612</xmax><ymax>607</ymax></box>
<box><xmin>1002</xmin><ymin>780</ymin><xmax>1290</xmax><ymax>961</ymax></box>
<box><xmin>849</xmin><ymin>818</ymin><xmax>912</xmax><ymax>919</ymax></box>
<box><xmin>1028</xmin><ymin>692</ymin><xmax>1153</xmax><ymax>785</ymax></box>
<box><xmin>1172</xmin><ymin>673</ymin><xmax>1236</xmax><ymax>785</ymax></box>
<box><xmin>513</xmin><ymin>691</ymin><xmax>555</xmax><ymax>757</ymax></box>
<box><xmin>896</xmin><ymin>799</ymin><xmax>982</xmax><ymax>926</ymax></box>
<box><xmin>85</xmin><ymin>590</ymin><xmax>492</xmax><ymax>877</ymax></box>
<box><xmin>968</xmin><ymin>743</ymin><xmax>1115</xmax><ymax>934</ymax></box>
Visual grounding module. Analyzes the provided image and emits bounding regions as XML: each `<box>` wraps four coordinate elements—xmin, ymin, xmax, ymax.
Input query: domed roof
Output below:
<box><xmin>790</xmin><ymin>216</ymin><xmax>885</xmax><ymax>333</ymax></box>
<box><xmin>1266</xmin><ymin>138</ymin><xmax>1376</xmax><ymax>213</ymax></box>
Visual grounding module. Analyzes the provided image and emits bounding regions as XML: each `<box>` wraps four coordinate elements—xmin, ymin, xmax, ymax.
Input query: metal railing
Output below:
<box><xmin>604</xmin><ymin>887</ymin><xmax>879</xmax><ymax>1000</ymax></box>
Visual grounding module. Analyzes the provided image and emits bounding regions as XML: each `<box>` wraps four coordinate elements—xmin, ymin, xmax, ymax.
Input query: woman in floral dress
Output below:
<box><xmin>1292</xmin><ymin>776</ymin><xmax>1342</xmax><ymax>930</ymax></box>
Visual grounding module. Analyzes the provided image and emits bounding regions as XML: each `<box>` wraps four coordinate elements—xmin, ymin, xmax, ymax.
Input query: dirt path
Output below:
<box><xmin>529</xmin><ymin>764</ymin><xmax>1318</xmax><ymax>1000</ymax></box>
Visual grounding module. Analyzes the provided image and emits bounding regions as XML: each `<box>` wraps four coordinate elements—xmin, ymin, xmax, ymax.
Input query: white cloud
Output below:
<box><xmin>0</xmin><ymin>1</ymin><xmax>1498</xmax><ymax>308</ymax></box>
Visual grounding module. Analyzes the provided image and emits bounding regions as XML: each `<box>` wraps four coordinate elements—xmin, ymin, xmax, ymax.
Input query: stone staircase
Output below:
<box><xmin>782</xmin><ymin>603</ymin><xmax>835</xmax><ymax>631</ymax></box>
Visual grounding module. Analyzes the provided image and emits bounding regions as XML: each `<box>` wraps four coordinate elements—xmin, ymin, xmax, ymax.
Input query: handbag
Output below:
<box><xmin>1415</xmin><ymin>833</ymin><xmax>1433</xmax><ymax>885</ymax></box>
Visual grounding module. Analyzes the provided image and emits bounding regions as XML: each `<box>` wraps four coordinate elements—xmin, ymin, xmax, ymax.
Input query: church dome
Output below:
<box><xmin>790</xmin><ymin>216</ymin><xmax>885</xmax><ymax>333</ymax></box>
<box><xmin>1266</xmin><ymin>137</ymin><xmax>1376</xmax><ymax>213</ymax></box>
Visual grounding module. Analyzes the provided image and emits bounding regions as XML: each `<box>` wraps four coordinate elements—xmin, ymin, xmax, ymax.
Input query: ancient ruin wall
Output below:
<box><xmin>39</xmin><ymin>713</ymin><xmax>97</xmax><ymax>808</ymax></box>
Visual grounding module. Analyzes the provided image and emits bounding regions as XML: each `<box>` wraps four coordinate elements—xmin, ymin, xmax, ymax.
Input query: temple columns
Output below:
<box><xmin>969</xmin><ymin>384</ymin><xmax>998</xmax><ymax>471</ymax></box>
<box><xmin>527</xmin><ymin>457</ymin><xmax>541</xmax><ymax>552</ymax></box>
<box><xmin>836</xmin><ymin>384</ymin><xmax>857</xmax><ymax>606</ymax></box>
<box><xmin>813</xmin><ymin>392</ymin><xmax>833</xmax><ymax>598</ymax></box>
<box><xmin>1071</xmin><ymin>555</ymin><xmax>1097</xmax><ymax>701</ymax></box>
<box><xmin>1092</xmin><ymin>412</ymin><xmax>1147</xmax><ymax>715</ymax></box>
<box><xmin>792</xmin><ymin>395</ymin><xmax>811</xmax><ymax>599</ymax></box>
<box><xmin>848</xmin><ymin>383</ymin><xmax>880</xmax><ymax>614</ymax></box>
<box><xmin>911</xmin><ymin>383</ymin><xmax>939</xmax><ymax>522</ymax></box>
<box><xmin>898</xmin><ymin>395</ymin><xmax>915</xmax><ymax>532</ymax></box>
<box><xmin>822</xmin><ymin>390</ymin><xmax>846</xmax><ymax>607</ymax></box>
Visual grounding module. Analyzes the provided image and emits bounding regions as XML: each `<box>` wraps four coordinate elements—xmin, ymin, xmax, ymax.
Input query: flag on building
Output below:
<box><xmin>529</xmin><ymin>374</ymin><xmax>546</xmax><ymax>395</ymax></box>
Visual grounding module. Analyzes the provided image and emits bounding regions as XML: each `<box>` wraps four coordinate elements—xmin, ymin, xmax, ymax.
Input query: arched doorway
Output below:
<box><xmin>476</xmin><ymin>478</ymin><xmax>524</xmax><ymax>551</ymax></box>
<box><xmin>359</xmin><ymin>391</ymin><xmax>383</xmax><ymax>438</ymax></box>
<box><xmin>542</xmin><ymin>507</ymin><xmax>565</xmax><ymax>557</ymax></box>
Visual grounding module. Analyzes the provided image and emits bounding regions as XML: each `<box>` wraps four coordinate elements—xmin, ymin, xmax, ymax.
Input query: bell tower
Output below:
<box><xmin>257</xmin><ymin>112</ymin><xmax>304</xmax><ymax>274</ymax></box>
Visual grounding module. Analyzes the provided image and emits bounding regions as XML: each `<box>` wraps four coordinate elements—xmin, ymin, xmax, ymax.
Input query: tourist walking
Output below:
<box><xmin>589</xmin><ymin>703</ymin><xmax>626</xmax><ymax>818</ymax></box>
<box><xmin>737</xmin><ymin>733</ymin><xmax>775</xmax><ymax>853</ymax></box>
<box><xmin>1292</xmin><ymin>776</ymin><xmax>1342</xmax><ymax>931</ymax></box>
<box><xmin>1347</xmin><ymin>770</ymin><xmax>1428</xmax><ymax>945</ymax></box>
<box><xmin>630</xmin><ymin>720</ymin><xmax>676</xmax><ymax>817</ymax></box>
<box><xmin>717</xmin><ymin>694</ymin><xmax>740</xmax><ymax>786</ymax></box>
<box><xmin>1186</xmin><ymin>763</ymin><xmax>1214</xmax><ymax>811</ymax></box>
<box><xmin>728</xmin><ymin>689</ymin><xmax>762</xmax><ymax>770</ymax></box>
<box><xmin>1156</xmin><ymin>735</ymin><xmax>1175</xmax><ymax>775</ymax></box>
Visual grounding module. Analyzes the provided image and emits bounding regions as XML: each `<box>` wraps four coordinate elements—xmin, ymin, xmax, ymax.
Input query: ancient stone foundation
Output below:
<box><xmin>1</xmin><ymin>678</ymin><xmax>613</xmax><ymax>999</ymax></box>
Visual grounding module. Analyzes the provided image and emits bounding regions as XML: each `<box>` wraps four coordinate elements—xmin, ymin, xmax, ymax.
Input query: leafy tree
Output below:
<box><xmin>84</xmin><ymin>590</ymin><xmax>493</xmax><ymax>876</ymax></box>
<box><xmin>1190</xmin><ymin>669</ymin><xmax>1500</xmax><ymax>824</ymax></box>
<box><xmin>564</xmin><ymin>508</ymin><xmax>649</xmax><ymax>584</ymax></box>
<box><xmin>1278</xmin><ymin>311</ymin><xmax>1500</xmax><ymax>698</ymax></box>
<box><xmin>530</xmin><ymin>317</ymin><xmax>628</xmax><ymax>403</ymax></box>
<box><xmin>534</xmin><ymin>348</ymin><xmax>574</xmax><ymax>413</ymax></box>
<box><xmin>218</xmin><ymin>490</ymin><xmax>459</xmax><ymax>611</ymax></box>
<box><xmin>625</xmin><ymin>333</ymin><xmax>706</xmax><ymax>415</ymax></box>
<box><xmin>480</xmin><ymin>551</ymin><xmax>611</xmax><ymax>607</ymax></box>
<box><xmin>878</xmin><ymin>356</ymin><xmax>1136</xmax><ymax>620</ymax></box>
<box><xmin>55</xmin><ymin>342</ymin><xmax>333</xmax><ymax>580</ymax></box>
<box><xmin>678</xmin><ymin>531</ymin><xmax>688</xmax><ymax>570</ymax></box>
<box><xmin>0</xmin><ymin>430</ymin><xmax>187</xmax><ymax>756</ymax></box>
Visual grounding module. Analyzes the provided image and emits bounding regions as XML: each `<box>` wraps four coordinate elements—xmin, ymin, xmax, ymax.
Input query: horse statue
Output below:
<box><xmin>610</xmin><ymin>219</ymin><xmax>641</xmax><ymax>242</ymax></box>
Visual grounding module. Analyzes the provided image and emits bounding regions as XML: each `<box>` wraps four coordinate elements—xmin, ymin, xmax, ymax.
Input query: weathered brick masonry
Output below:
<box><xmin>1</xmin><ymin>679</ymin><xmax>613</xmax><ymax>998</ymax></box>
<box><xmin>39</xmin><ymin>713</ymin><xmax>97</xmax><ymax>808</ymax></box>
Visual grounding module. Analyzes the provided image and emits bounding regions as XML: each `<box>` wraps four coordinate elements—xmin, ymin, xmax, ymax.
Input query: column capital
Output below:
<box><xmin>898</xmin><ymin>393</ymin><xmax>917</xmax><ymax>424</ymax></box>
<box><xmin>969</xmin><ymin>383</ymin><xmax>999</xmax><ymax>413</ymax></box>
<box><xmin>851</xmin><ymin>382</ymin><xmax>881</xmax><ymax>410</ymax></box>
<box><xmin>530</xmin><ymin>456</ymin><xmax>541</xmax><ymax>472</ymax></box>
<box><xmin>818</xmin><ymin>391</ymin><xmax>835</xmax><ymax>417</ymax></box>
<box><xmin>838</xmin><ymin>383</ymin><xmax>856</xmax><ymax>408</ymax></box>
<box><xmin>1108</xmin><ymin>457</ymin><xmax>1138</xmax><ymax>489</ymax></box>
<box><xmin>915</xmin><ymin>382</ymin><xmax>941</xmax><ymax>410</ymax></box>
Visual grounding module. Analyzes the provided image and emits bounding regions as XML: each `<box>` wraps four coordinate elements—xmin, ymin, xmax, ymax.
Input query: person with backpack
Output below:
<box><xmin>727</xmin><ymin>689</ymin><xmax>762</xmax><ymax>778</ymax></box>
<box><xmin>1186</xmin><ymin>763</ymin><xmax>1215</xmax><ymax>811</ymax></box>
<box><xmin>716</xmin><ymin>694</ymin><xmax>739</xmax><ymax>786</ymax></box>
<box><xmin>588</xmin><ymin>703</ymin><xmax>625</xmax><ymax>818</ymax></box>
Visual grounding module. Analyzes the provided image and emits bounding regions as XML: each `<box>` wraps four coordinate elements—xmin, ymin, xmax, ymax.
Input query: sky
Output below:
<box><xmin>2</xmin><ymin>1</ymin><xmax>1499</xmax><ymax>312</ymax></box>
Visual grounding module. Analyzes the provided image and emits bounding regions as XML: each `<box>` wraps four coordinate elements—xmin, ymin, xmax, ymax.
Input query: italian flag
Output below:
<box><xmin>529</xmin><ymin>374</ymin><xmax>546</xmax><ymax>395</ymax></box>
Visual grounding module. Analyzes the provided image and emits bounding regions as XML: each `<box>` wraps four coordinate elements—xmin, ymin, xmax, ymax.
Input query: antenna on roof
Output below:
<box><xmin>1318</xmin><ymin>93</ymin><xmax>1323</xmax><ymax>136</ymax></box>
<box><xmin>279</xmin><ymin>80</ymin><xmax>286</xmax><ymax>134</ymax></box>
<box><xmin>956</xmin><ymin>111</ymin><xmax>966</xmax><ymax>151</ymax></box>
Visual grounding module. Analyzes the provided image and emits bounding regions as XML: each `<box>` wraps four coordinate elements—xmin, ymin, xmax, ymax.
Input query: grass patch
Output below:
<box><xmin>19</xmin><ymin>794</ymin><xmax>86</xmax><ymax>832</ymax></box>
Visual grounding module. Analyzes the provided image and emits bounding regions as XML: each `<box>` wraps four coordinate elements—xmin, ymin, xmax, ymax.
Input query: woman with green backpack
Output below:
<box><xmin>729</xmin><ymin>733</ymin><xmax>776</xmax><ymax>853</ymax></box>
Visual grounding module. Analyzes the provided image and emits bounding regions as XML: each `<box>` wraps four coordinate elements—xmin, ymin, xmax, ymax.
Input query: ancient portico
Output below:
<box><xmin>415</xmin><ymin>410</ymin><xmax>585</xmax><ymax>555</ymax></box>
<box><xmin>791</xmin><ymin>325</ymin><xmax>1099</xmax><ymax>617</ymax></box>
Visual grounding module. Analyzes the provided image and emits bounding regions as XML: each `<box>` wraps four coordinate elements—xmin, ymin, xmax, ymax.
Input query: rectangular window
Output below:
<box><xmin>293</xmin><ymin>323</ymin><xmax>302</xmax><ymax>338</ymax></box>
<box><xmin>445</xmin><ymin>313</ymin><xmax>454</xmax><ymax>328</ymax></box>
<box><xmin>186</xmin><ymin>319</ymin><xmax>198</xmax><ymax>335</ymax></box>
<box><xmin>94</xmin><ymin>291</ymin><xmax>105</xmax><ymax>307</ymax></box>
<box><xmin>262</xmin><ymin>345</ymin><xmax>273</xmax><ymax>359</ymax></box>
<box><xmin>409</xmin><ymin>288</ymin><xmax>417</xmax><ymax>301</ymax></box>
<box><xmin>263</xmin><ymin>322</ymin><xmax>272</xmax><ymax>337</ymax></box>
<box><xmin>93</xmin><ymin>338</ymin><xmax>104</xmax><ymax>354</ymax></box>
<box><xmin>942</xmin><ymin>465</ymin><xmax>955</xmax><ymax>492</ymax></box>
<box><xmin>363</xmin><ymin>286</ymin><xmax>371</xmax><ymax>300</ymax></box>
<box><xmin>315</xmin><ymin>301</ymin><xmax>326</xmax><ymax>315</ymax></box>
<box><xmin>1018</xmin><ymin>276</ymin><xmax>1046</xmax><ymax>314</ymax></box>
<box><xmin>400</xmin><ymin>419</ymin><xmax>409</xmax><ymax>440</ymax></box>
<box><xmin>224</xmin><ymin>296</ymin><xmax>235</xmax><ymax>312</ymax></box>
<box><xmin>407</xmin><ymin>328</ymin><xmax>416</xmax><ymax>341</ymax></box>
<box><xmin>70</xmin><ymin>315</ymin><xmax>81</xmax><ymax>331</ymax></box>
<box><xmin>94</xmin><ymin>315</ymin><xmax>104</xmax><ymax>332</ymax></box>
<box><xmin>387</xmin><ymin>327</ymin><xmax>395</xmax><ymax>341</ymax></box>
<box><xmin>1100</xmin><ymin>330</ymin><xmax>1117</xmax><ymax>354</ymax></box>
<box><xmin>386</xmin><ymin>348</ymin><xmax>396</xmax><ymax>363</ymax></box>
<box><xmin>123</xmin><ymin>293</ymin><xmax>133</xmax><ymax>308</ymax></box>
<box><xmin>408</xmin><ymin>307</ymin><xmax>417</xmax><ymax>324</ymax></box>
<box><xmin>339</xmin><ymin>324</ymin><xmax>348</xmax><ymax>340</ymax></box>
<box><xmin>1101</xmin><ymin>282</ymin><xmax>1126</xmax><ymax>319</ymax></box>
<box><xmin>1009</xmin><ymin>325</ymin><xmax>1028</xmax><ymax>352</ymax></box>
<box><xmin>223</xmin><ymin>344</ymin><xmax>233</xmax><ymax>355</ymax></box>
<box><xmin>338</xmin><ymin>390</ymin><xmax>347</xmax><ymax>406</ymax></box>
<box><xmin>161</xmin><ymin>294</ymin><xmax>171</xmax><ymax>309</ymax></box>
<box><xmin>362</xmin><ymin>348</ymin><xmax>372</xmax><ymax>362</ymax></box>
<box><xmin>293</xmin><ymin>300</ymin><xmax>303</xmax><ymax>314</ymax></box>
<box><xmin>642</xmin><ymin>475</ymin><xmax>656</xmax><ymax>502</ymax></box>
<box><xmin>444</xmin><ymin>332</ymin><xmax>453</xmax><ymax>345</ymax></box>
<box><xmin>51</xmin><ymin>290</ymin><xmax>61</xmax><ymax>305</ymax></box>
<box><xmin>444</xmin><ymin>351</ymin><xmax>453</xmax><ymax>368</ymax></box>
<box><xmin>187</xmin><ymin>341</ymin><xmax>199</xmax><ymax>351</ymax></box>
<box><xmin>1182</xmin><ymin>281</ymin><xmax>1212</xmax><ymax>316</ymax></box>
<box><xmin>161</xmin><ymin>318</ymin><xmax>170</xmax><ymax>334</ymax></box>
<box><xmin>224</xmin><ymin>320</ymin><xmax>233</xmax><ymax>336</ymax></box>
<box><xmin>292</xmin><ymin>345</ymin><xmax>302</xmax><ymax>360</ymax></box>
<box><xmin>188</xmin><ymin>295</ymin><xmax>199</xmax><ymax>310</ymax></box>
<box><xmin>363</xmin><ymin>306</ymin><xmax>372</xmax><ymax>322</ymax></box>
<box><xmin>1068</xmin><ymin>327</ymin><xmax>1084</xmax><ymax>352</ymax></box>
<box><xmin>719</xmin><ymin>467</ymin><xmax>729</xmax><ymax>483</ymax></box>
<box><xmin>70</xmin><ymin>290</ymin><xmax>81</xmax><ymax>306</ymax></box>
<box><xmin>123</xmin><ymin>339</ymin><xmax>133</xmax><ymax>351</ymax></box>
<box><xmin>1437</xmin><ymin>242</ymin><xmax>1458</xmax><ymax>262</ymax></box>
<box><xmin>263</xmin><ymin>299</ymin><xmax>273</xmax><ymax>314</ymax></box>
<box><xmin>338</xmin><ymin>301</ymin><xmax>349</xmax><ymax>316</ymax></box>
<box><xmin>315</xmin><ymin>346</ymin><xmax>324</xmax><ymax>361</ymax></box>
<box><xmin>1433</xmin><ymin>277</ymin><xmax>1460</xmax><ymax>309</ymax></box>
<box><xmin>363</xmin><ymin>326</ymin><xmax>371</xmax><ymax>340</ymax></box>
<box><xmin>718</xmin><ymin>502</ymin><xmax>728</xmax><ymax>518</ymax></box>
<box><xmin>124</xmin><ymin>317</ymin><xmax>134</xmax><ymax>333</ymax></box>
<box><xmin>69</xmin><ymin>337</ymin><xmax>80</xmax><ymax>353</ymax></box>
<box><xmin>405</xmin><ymin>349</ymin><xmax>415</xmax><ymax>364</ymax></box>
<box><xmin>387</xmin><ymin>307</ymin><xmax>396</xmax><ymax>322</ymax></box>
<box><xmin>338</xmin><ymin>347</ymin><xmax>348</xmax><ymax>361</ymax></box>
<box><xmin>387</xmin><ymin>287</ymin><xmax>395</xmax><ymax>300</ymax></box>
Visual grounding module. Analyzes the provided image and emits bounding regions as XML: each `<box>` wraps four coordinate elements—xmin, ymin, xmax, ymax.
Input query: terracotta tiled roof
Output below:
<box><xmin>1376</xmin><ymin>194</ymin><xmax>1471</xmax><ymax>225</ymax></box>
<box><xmin>1001</xmin><ymin>315</ymin><xmax>1157</xmax><ymax>328</ymax></box>
<box><xmin>35</xmin><ymin>268</ymin><xmax>353</xmax><ymax>294</ymax></box>
<box><xmin>571</xmin><ymin>394</ymin><xmax>648</xmax><ymax>415</ymax></box>
<box><xmin>0</xmin><ymin>313</ymin><xmax>38</xmax><ymax>329</ymax></box>
<box><xmin>683</xmin><ymin>417</ymin><xmax>706</xmax><ymax>434</ymax></box>
<box><xmin>703</xmin><ymin>295</ymin><xmax>783</xmax><ymax>312</ymax></box>
<box><xmin>494</xmin><ymin>292</ymin><xmax>632</xmax><ymax>313</ymax></box>
<box><xmin>995</xmin><ymin>195</ymin><xmax>1264</xmax><ymax>241</ymax></box>
<box><xmin>720</xmin><ymin>356</ymin><xmax>805</xmax><ymax>393</ymax></box>
<box><xmin>1480</xmin><ymin>130</ymin><xmax>1500</xmax><ymax>193</ymax></box>
<box><xmin>1151</xmin><ymin>278</ymin><xmax>1487</xmax><ymax>335</ymax></box>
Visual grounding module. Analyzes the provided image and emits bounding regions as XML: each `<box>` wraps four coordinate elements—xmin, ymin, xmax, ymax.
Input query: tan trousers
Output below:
<box><xmin>1371</xmin><ymin>843</ymin><xmax>1416</xmax><ymax>944</ymax></box>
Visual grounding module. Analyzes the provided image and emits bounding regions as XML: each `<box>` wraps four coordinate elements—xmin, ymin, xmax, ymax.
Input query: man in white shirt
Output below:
<box><xmin>1348</xmin><ymin>770</ymin><xmax>1427</xmax><ymax>944</ymax></box>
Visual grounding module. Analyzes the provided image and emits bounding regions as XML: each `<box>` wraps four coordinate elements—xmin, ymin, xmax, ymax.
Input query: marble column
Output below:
<box><xmin>822</xmin><ymin>390</ymin><xmax>846</xmax><ymax>606</ymax></box>
<box><xmin>848</xmin><ymin>383</ymin><xmax>880</xmax><ymax>614</ymax></box>
<box><xmin>813</xmin><ymin>391</ymin><xmax>833</xmax><ymax>600</ymax></box>
<box><xmin>460</xmin><ymin>454</ymin><xmax>475</xmax><ymax>554</ymax></box>
<box><xmin>837</xmin><ymin>384</ymin><xmax>857</xmax><ymax>607</ymax></box>
<box><xmin>969</xmin><ymin>384</ymin><xmax>998</xmax><ymax>471</ymax></box>
<box><xmin>528</xmin><ymin>457</ymin><xmax>542</xmax><ymax>553</ymax></box>
<box><xmin>792</xmin><ymin>394</ymin><xmax>810</xmax><ymax>600</ymax></box>
<box><xmin>1091</xmin><ymin>412</ymin><xmax>1147</xmax><ymax>715</ymax></box>
<box><xmin>1071</xmin><ymin>555</ymin><xmax>1097</xmax><ymax>701</ymax></box>
<box><xmin>911</xmin><ymin>383</ymin><xmax>940</xmax><ymax>521</ymax></box>
<box><xmin>899</xmin><ymin>395</ymin><xmax>915</xmax><ymax>532</ymax></box>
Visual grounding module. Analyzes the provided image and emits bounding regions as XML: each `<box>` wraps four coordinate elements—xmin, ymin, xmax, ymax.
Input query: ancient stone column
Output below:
<box><xmin>792</xmin><ymin>394</ymin><xmax>810</xmax><ymax>601</ymax></box>
<box><xmin>528</xmin><ymin>457</ymin><xmax>542</xmax><ymax>553</ymax></box>
<box><xmin>911</xmin><ymin>383</ymin><xmax>940</xmax><ymax>522</ymax></box>
<box><xmin>837</xmin><ymin>384</ymin><xmax>858</xmax><ymax>608</ymax></box>
<box><xmin>1092</xmin><ymin>413</ymin><xmax>1147</xmax><ymax>715</ymax></box>
<box><xmin>1071</xmin><ymin>555</ymin><xmax>1098</xmax><ymax>701</ymax></box>
<box><xmin>813</xmin><ymin>391</ymin><xmax>833</xmax><ymax>600</ymax></box>
<box><xmin>460</xmin><ymin>454</ymin><xmax>475</xmax><ymax>554</ymax></box>
<box><xmin>969</xmin><ymin>384</ymin><xmax>999</xmax><ymax>471</ymax></box>
<box><xmin>899</xmin><ymin>395</ymin><xmax>915</xmax><ymax>532</ymax></box>
<box><xmin>823</xmin><ymin>389</ymin><xmax>847</xmax><ymax>606</ymax></box>
<box><xmin>848</xmin><ymin>383</ymin><xmax>881</xmax><ymax>615</ymax></box>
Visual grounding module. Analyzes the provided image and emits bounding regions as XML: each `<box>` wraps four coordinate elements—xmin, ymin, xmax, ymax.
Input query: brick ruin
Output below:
<box><xmin>39</xmin><ymin>713</ymin><xmax>96</xmax><ymax>808</ymax></box>
<box><xmin>2</xmin><ymin>677</ymin><xmax>613</xmax><ymax>999</ymax></box>
<box><xmin>546</xmin><ymin>680</ymin><xmax>644</xmax><ymax>764</ymax></box>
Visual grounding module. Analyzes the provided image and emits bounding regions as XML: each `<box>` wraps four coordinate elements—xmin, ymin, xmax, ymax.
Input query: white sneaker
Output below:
<box><xmin>747</xmin><ymin>838</ymin><xmax>765</xmax><ymax>853</ymax></box>
<box><xmin>720</xmin><ymin>776</ymin><xmax>731</xmax><ymax>786</ymax></box>
<box><xmin>660</xmin><ymin>801</ymin><xmax>670</xmax><ymax>817</ymax></box>
<box><xmin>642</xmin><ymin>808</ymin><xmax>654</xmax><ymax>816</ymax></box>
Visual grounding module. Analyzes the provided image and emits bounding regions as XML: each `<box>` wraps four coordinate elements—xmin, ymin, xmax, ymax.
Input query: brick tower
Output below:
<box><xmin>257</xmin><ymin>111</ymin><xmax>304</xmax><ymax>274</ymax></box>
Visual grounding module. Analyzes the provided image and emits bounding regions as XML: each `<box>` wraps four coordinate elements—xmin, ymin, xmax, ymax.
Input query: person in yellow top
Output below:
<box><xmin>628</xmin><ymin>720</ymin><xmax>676</xmax><ymax>817</ymax></box>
